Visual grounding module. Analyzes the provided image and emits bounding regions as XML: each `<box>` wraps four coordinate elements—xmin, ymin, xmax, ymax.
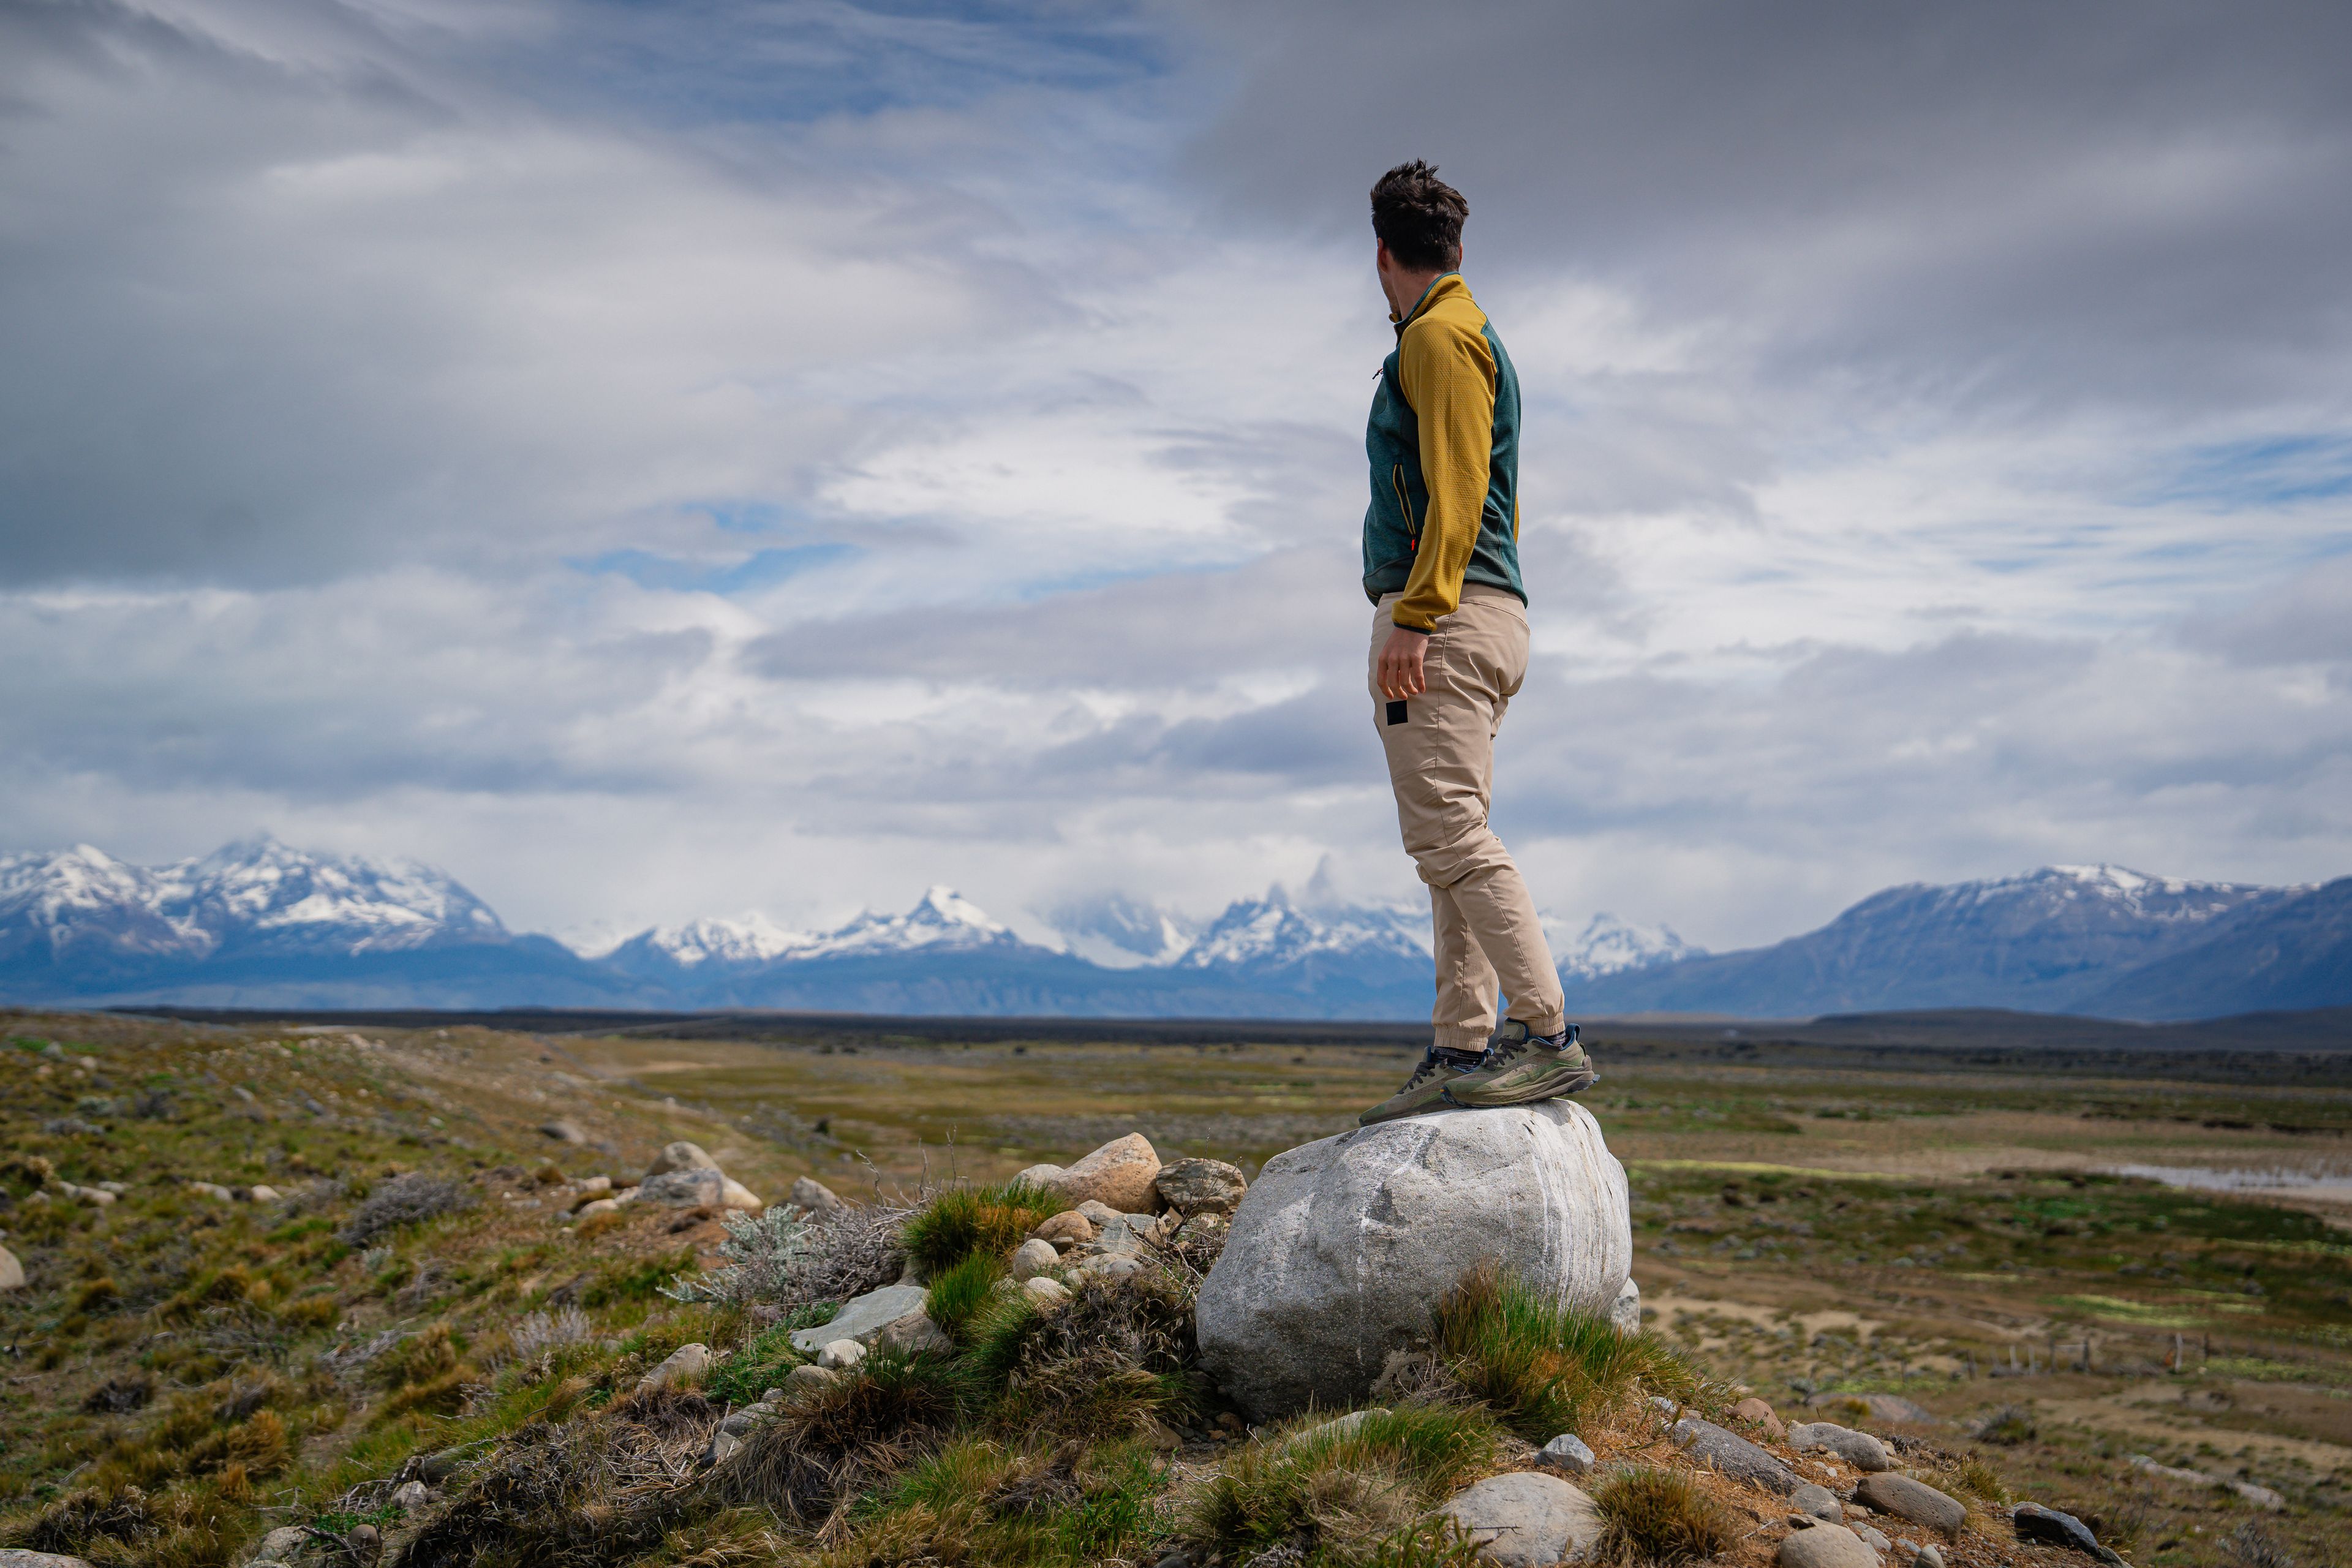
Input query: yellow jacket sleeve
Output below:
<box><xmin>1390</xmin><ymin>312</ymin><xmax>1496</xmax><ymax>632</ymax></box>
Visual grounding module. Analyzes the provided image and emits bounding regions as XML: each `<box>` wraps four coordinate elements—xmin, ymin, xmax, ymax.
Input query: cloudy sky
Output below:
<box><xmin>4</xmin><ymin>0</ymin><xmax>2349</xmax><ymax>953</ymax></box>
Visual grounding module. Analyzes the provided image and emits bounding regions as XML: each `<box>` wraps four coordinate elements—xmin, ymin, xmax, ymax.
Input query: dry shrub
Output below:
<box><xmin>337</xmin><ymin>1172</ymin><xmax>473</xmax><ymax>1248</ymax></box>
<box><xmin>1591</xmin><ymin>1466</ymin><xmax>1736</xmax><ymax>1566</ymax></box>
<box><xmin>82</xmin><ymin>1373</ymin><xmax>156</xmax><ymax>1414</ymax></box>
<box><xmin>184</xmin><ymin>1410</ymin><xmax>292</xmax><ymax>1479</ymax></box>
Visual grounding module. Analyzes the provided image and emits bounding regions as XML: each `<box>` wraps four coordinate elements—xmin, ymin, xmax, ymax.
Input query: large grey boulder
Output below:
<box><xmin>1438</xmin><ymin>1471</ymin><xmax>1602</xmax><ymax>1567</ymax></box>
<box><xmin>638</xmin><ymin>1167</ymin><xmax>725</xmax><ymax>1207</ymax></box>
<box><xmin>1196</xmin><ymin>1102</ymin><xmax>1631</xmax><ymax>1421</ymax></box>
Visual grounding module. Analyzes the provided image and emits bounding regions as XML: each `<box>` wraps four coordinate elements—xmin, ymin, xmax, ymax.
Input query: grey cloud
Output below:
<box><xmin>1183</xmin><ymin>1</ymin><xmax>2352</xmax><ymax>419</ymax></box>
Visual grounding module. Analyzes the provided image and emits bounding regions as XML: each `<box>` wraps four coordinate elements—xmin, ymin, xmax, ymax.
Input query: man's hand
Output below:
<box><xmin>1376</xmin><ymin>625</ymin><xmax>1428</xmax><ymax>699</ymax></box>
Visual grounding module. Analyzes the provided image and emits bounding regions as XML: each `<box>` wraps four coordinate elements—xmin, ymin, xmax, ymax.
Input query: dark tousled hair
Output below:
<box><xmin>1370</xmin><ymin>160</ymin><xmax>1467</xmax><ymax>271</ymax></box>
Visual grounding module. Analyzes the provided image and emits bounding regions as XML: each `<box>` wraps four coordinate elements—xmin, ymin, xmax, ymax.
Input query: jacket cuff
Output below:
<box><xmin>1388</xmin><ymin>617</ymin><xmax>1433</xmax><ymax>636</ymax></box>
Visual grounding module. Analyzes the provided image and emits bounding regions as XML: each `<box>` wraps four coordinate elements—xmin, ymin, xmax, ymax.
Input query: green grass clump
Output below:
<box><xmin>901</xmin><ymin>1181</ymin><xmax>1068</xmax><ymax>1275</ymax></box>
<box><xmin>1188</xmin><ymin>1404</ymin><xmax>1498</xmax><ymax>1565</ymax></box>
<box><xmin>706</xmin><ymin>1321</ymin><xmax>812</xmax><ymax>1407</ymax></box>
<box><xmin>1430</xmin><ymin>1264</ymin><xmax>1708</xmax><ymax>1442</ymax></box>
<box><xmin>1591</xmin><ymin>1466</ymin><xmax>1737</xmax><ymax>1566</ymax></box>
<box><xmin>848</xmin><ymin>1435</ymin><xmax>1170</xmax><ymax>1566</ymax></box>
<box><xmin>926</xmin><ymin>1253</ymin><xmax>1009</xmax><ymax>1344</ymax></box>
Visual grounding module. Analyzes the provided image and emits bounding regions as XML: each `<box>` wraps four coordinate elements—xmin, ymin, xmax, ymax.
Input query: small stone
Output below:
<box><xmin>815</xmin><ymin>1339</ymin><xmax>867</xmax><ymax>1371</ymax></box>
<box><xmin>719</xmin><ymin>1178</ymin><xmax>764</xmax><ymax>1212</ymax></box>
<box><xmin>874</xmin><ymin>1311</ymin><xmax>954</xmax><ymax>1356</ymax></box>
<box><xmin>188</xmin><ymin>1181</ymin><xmax>235</xmax><ymax>1201</ymax></box>
<box><xmin>1012</xmin><ymin>1163</ymin><xmax>1066</xmax><ymax>1188</ymax></box>
<box><xmin>1072</xmin><ymin>1251</ymin><xmax>1143</xmax><ymax>1282</ymax></box>
<box><xmin>1154</xmin><ymin>1157</ymin><xmax>1248</xmax><ymax>1217</ymax></box>
<box><xmin>1008</xmin><ymin>1237</ymin><xmax>1061</xmax><ymax>1282</ymax></box>
<box><xmin>1855</xmin><ymin>1474</ymin><xmax>1966</xmax><ymax>1536</ymax></box>
<box><xmin>785</xmin><ymin>1364</ymin><xmax>838</xmax><ymax>1398</ymax></box>
<box><xmin>1438</xmin><ymin>1471</ymin><xmax>1602</xmax><ymax>1568</ymax></box>
<box><xmin>246</xmin><ymin>1184</ymin><xmax>282</xmax><ymax>1203</ymax></box>
<box><xmin>390</xmin><ymin>1479</ymin><xmax>430</xmax><ymax>1513</ymax></box>
<box><xmin>345</xmin><ymin>1524</ymin><xmax>382</xmax><ymax>1567</ymax></box>
<box><xmin>254</xmin><ymin>1526</ymin><xmax>312</xmax><ymax>1562</ymax></box>
<box><xmin>1793</xmin><ymin>1483</ymin><xmax>1843</xmax><ymax>1522</ymax></box>
<box><xmin>1022</xmin><ymin>1276</ymin><xmax>1072</xmax><ymax>1307</ymax></box>
<box><xmin>1673</xmin><ymin>1414</ymin><xmax>1800</xmax><ymax>1495</ymax></box>
<box><xmin>636</xmin><ymin>1341</ymin><xmax>714</xmax><ymax>1390</ymax></box>
<box><xmin>1856</xmin><ymin>1523</ymin><xmax>1893</xmax><ymax>1550</ymax></box>
<box><xmin>638</xmin><ymin>1167</ymin><xmax>726</xmax><ymax>1207</ymax></box>
<box><xmin>1792</xmin><ymin>1421</ymin><xmax>1893</xmax><ymax>1472</ymax></box>
<box><xmin>1779</xmin><ymin>1523</ymin><xmax>1880</xmax><ymax>1568</ymax></box>
<box><xmin>1610</xmin><ymin>1276</ymin><xmax>1642</xmax><ymax>1335</ymax></box>
<box><xmin>0</xmin><ymin>1246</ymin><xmax>23</xmax><ymax>1292</ymax></box>
<box><xmin>1736</xmin><ymin>1396</ymin><xmax>1790</xmax><ymax>1440</ymax></box>
<box><xmin>1535</xmin><ymin>1432</ymin><xmax>1596</xmax><ymax>1475</ymax></box>
<box><xmin>788</xmin><ymin>1176</ymin><xmax>842</xmax><ymax>1212</ymax></box>
<box><xmin>1045</xmin><ymin>1133</ymin><xmax>1163</xmax><ymax>1213</ymax></box>
<box><xmin>761</xmin><ymin>1386</ymin><xmax>787</xmax><ymax>1403</ymax></box>
<box><xmin>1912</xmin><ymin>1545</ymin><xmax>1945</xmax><ymax>1568</ymax></box>
<box><xmin>0</xmin><ymin>1551</ymin><xmax>102</xmax><ymax>1568</ymax></box>
<box><xmin>645</xmin><ymin>1141</ymin><xmax>721</xmax><ymax>1181</ymax></box>
<box><xmin>573</xmin><ymin>1197</ymin><xmax>620</xmax><ymax>1219</ymax></box>
<box><xmin>1076</xmin><ymin>1198</ymin><xmax>1124</xmax><ymax>1229</ymax></box>
<box><xmin>703</xmin><ymin>1428</ymin><xmax>742</xmax><ymax>1466</ymax></box>
<box><xmin>1030</xmin><ymin>1210</ymin><xmax>1095</xmax><ymax>1249</ymax></box>
<box><xmin>538</xmin><ymin>1120</ymin><xmax>587</xmax><ymax>1144</ymax></box>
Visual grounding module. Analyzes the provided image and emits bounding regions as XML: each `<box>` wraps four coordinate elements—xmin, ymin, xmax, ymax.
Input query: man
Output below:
<box><xmin>1356</xmin><ymin>160</ymin><xmax>1597</xmax><ymax>1126</ymax></box>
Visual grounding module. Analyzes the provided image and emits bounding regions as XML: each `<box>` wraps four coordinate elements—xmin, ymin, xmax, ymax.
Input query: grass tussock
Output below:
<box><xmin>1591</xmin><ymin>1466</ymin><xmax>1739</xmax><ymax>1567</ymax></box>
<box><xmin>712</xmin><ymin>1349</ymin><xmax>977</xmax><ymax>1525</ymax></box>
<box><xmin>901</xmin><ymin>1181</ymin><xmax>1068</xmax><ymax>1276</ymax></box>
<box><xmin>970</xmin><ymin>1263</ymin><xmax>1202</xmax><ymax>1438</ymax></box>
<box><xmin>925</xmin><ymin>1252</ymin><xmax>1008</xmax><ymax>1344</ymax></box>
<box><xmin>1188</xmin><ymin>1404</ymin><xmax>1499</xmax><ymax>1566</ymax></box>
<box><xmin>828</xmin><ymin>1434</ymin><xmax>1170</xmax><ymax>1566</ymax></box>
<box><xmin>1427</xmin><ymin>1264</ymin><xmax>1710</xmax><ymax>1442</ymax></box>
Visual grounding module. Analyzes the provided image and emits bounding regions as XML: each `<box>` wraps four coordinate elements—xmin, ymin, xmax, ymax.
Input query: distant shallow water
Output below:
<box><xmin>2107</xmin><ymin>1163</ymin><xmax>2352</xmax><ymax>1200</ymax></box>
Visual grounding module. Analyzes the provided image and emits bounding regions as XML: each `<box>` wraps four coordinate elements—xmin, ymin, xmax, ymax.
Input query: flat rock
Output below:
<box><xmin>792</xmin><ymin>1283</ymin><xmax>930</xmax><ymax>1351</ymax></box>
<box><xmin>538</xmin><ymin>1120</ymin><xmax>587</xmax><ymax>1144</ymax></box>
<box><xmin>785</xmin><ymin>1363</ymin><xmax>839</xmax><ymax>1396</ymax></box>
<box><xmin>1534</xmin><ymin>1433</ymin><xmax>1595</xmax><ymax>1476</ymax></box>
<box><xmin>1855</xmin><ymin>1474</ymin><xmax>1966</xmax><ymax>1535</ymax></box>
<box><xmin>636</xmin><ymin>1341</ymin><xmax>712</xmax><ymax>1390</ymax></box>
<box><xmin>1792</xmin><ymin>1483</ymin><xmax>1842</xmax><ymax>1521</ymax></box>
<box><xmin>1791</xmin><ymin>1421</ymin><xmax>1891</xmax><ymax>1471</ymax></box>
<box><xmin>1736</xmin><ymin>1396</ymin><xmax>1789</xmax><ymax>1441</ymax></box>
<box><xmin>1047</xmin><ymin>1133</ymin><xmax>1163</xmax><ymax>1213</ymax></box>
<box><xmin>816</xmin><ymin>1338</ymin><xmax>867</xmax><ymax>1370</ymax></box>
<box><xmin>252</xmin><ymin>1526</ymin><xmax>312</xmax><ymax>1563</ymax></box>
<box><xmin>789</xmin><ymin>1176</ymin><xmax>842</xmax><ymax>1212</ymax></box>
<box><xmin>1855</xmin><ymin>1523</ymin><xmax>1892</xmax><ymax>1550</ymax></box>
<box><xmin>638</xmin><ymin>1168</ymin><xmax>725</xmax><ymax>1207</ymax></box>
<box><xmin>1023</xmin><ymin>1276</ymin><xmax>1072</xmax><ymax>1307</ymax></box>
<box><xmin>1155</xmin><ymin>1157</ymin><xmax>1248</xmax><ymax>1217</ymax></box>
<box><xmin>874</xmin><ymin>1310</ymin><xmax>954</xmax><ymax>1355</ymax></box>
<box><xmin>1076</xmin><ymin>1198</ymin><xmax>1125</xmax><ymax>1229</ymax></box>
<box><xmin>1008</xmin><ymin>1238</ymin><xmax>1060</xmax><ymax>1281</ymax></box>
<box><xmin>1197</xmin><ymin>1101</ymin><xmax>1632</xmax><ymax>1420</ymax></box>
<box><xmin>0</xmin><ymin>1246</ymin><xmax>22</xmax><ymax>1292</ymax></box>
<box><xmin>646</xmin><ymin>1141</ymin><xmax>721</xmax><ymax>1180</ymax></box>
<box><xmin>1</xmin><ymin>1552</ymin><xmax>102</xmax><ymax>1568</ymax></box>
<box><xmin>1673</xmin><ymin>1414</ymin><xmax>1799</xmax><ymax>1495</ymax></box>
<box><xmin>1779</xmin><ymin>1523</ymin><xmax>1879</xmax><ymax>1568</ymax></box>
<box><xmin>1439</xmin><ymin>1471</ymin><xmax>1600</xmax><ymax>1567</ymax></box>
<box><xmin>572</xmin><ymin>1197</ymin><xmax>620</xmax><ymax>1219</ymax></box>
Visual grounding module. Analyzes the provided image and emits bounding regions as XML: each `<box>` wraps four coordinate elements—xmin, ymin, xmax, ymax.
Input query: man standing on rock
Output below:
<box><xmin>1356</xmin><ymin>160</ymin><xmax>1596</xmax><ymax>1127</ymax></box>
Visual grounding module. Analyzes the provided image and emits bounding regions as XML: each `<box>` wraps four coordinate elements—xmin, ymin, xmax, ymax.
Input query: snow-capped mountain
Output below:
<box><xmin>2</xmin><ymin>840</ymin><xmax>2344</xmax><ymax>1020</ymax></box>
<box><xmin>0</xmin><ymin>834</ymin><xmax>503</xmax><ymax>965</ymax></box>
<box><xmin>1549</xmin><ymin>913</ymin><xmax>1703</xmax><ymax>981</ymax></box>
<box><xmin>1564</xmin><ymin>863</ymin><xmax>2312</xmax><ymax>1017</ymax></box>
<box><xmin>1044</xmin><ymin>894</ymin><xmax>1197</xmax><ymax>969</ymax></box>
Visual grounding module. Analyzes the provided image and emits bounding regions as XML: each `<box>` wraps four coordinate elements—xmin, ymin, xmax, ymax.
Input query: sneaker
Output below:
<box><xmin>1358</xmin><ymin>1047</ymin><xmax>1488</xmax><ymax>1126</ymax></box>
<box><xmin>1445</xmin><ymin>1022</ymin><xmax>1596</xmax><ymax>1107</ymax></box>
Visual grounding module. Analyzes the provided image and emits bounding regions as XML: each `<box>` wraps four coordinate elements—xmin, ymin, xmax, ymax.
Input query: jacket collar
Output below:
<box><xmin>1391</xmin><ymin>271</ymin><xmax>1466</xmax><ymax>337</ymax></box>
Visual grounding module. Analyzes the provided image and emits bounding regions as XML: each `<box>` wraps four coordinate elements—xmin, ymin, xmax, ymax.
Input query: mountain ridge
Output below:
<box><xmin>1</xmin><ymin>837</ymin><xmax>2343</xmax><ymax>1021</ymax></box>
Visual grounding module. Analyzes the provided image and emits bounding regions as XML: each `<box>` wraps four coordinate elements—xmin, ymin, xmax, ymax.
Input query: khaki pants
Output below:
<box><xmin>1369</xmin><ymin>585</ymin><xmax>1567</xmax><ymax>1052</ymax></box>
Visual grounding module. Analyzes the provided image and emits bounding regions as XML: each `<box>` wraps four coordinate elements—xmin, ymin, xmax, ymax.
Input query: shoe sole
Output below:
<box><xmin>1446</xmin><ymin>1066</ymin><xmax>1599</xmax><ymax>1108</ymax></box>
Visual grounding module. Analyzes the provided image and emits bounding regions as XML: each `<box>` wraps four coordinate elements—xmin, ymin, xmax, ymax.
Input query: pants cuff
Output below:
<box><xmin>1432</xmin><ymin>1025</ymin><xmax>1492</xmax><ymax>1054</ymax></box>
<box><xmin>1511</xmin><ymin>1011</ymin><xmax>1569</xmax><ymax>1038</ymax></box>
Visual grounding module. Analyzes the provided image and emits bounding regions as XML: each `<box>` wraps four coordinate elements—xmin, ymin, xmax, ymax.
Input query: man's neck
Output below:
<box><xmin>1384</xmin><ymin>266</ymin><xmax>1448</xmax><ymax>322</ymax></box>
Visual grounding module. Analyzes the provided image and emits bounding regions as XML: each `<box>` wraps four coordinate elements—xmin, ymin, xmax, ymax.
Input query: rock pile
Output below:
<box><xmin>559</xmin><ymin>1140</ymin><xmax>764</xmax><ymax>1224</ymax></box>
<box><xmin>1196</xmin><ymin>1101</ymin><xmax>1631</xmax><ymax>1420</ymax></box>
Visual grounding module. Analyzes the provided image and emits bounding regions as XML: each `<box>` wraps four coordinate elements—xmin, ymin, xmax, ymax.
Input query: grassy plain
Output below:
<box><xmin>2</xmin><ymin>1006</ymin><xmax>2347</xmax><ymax>1567</ymax></box>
